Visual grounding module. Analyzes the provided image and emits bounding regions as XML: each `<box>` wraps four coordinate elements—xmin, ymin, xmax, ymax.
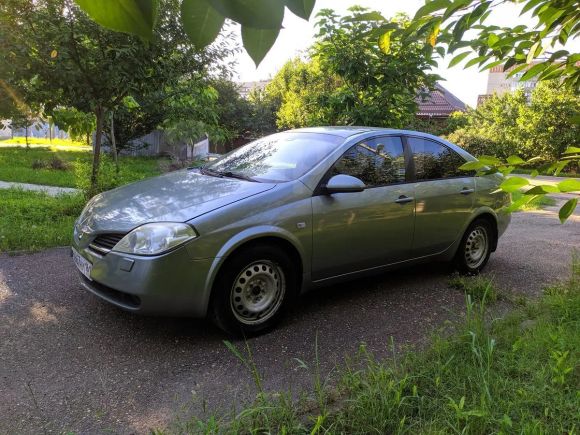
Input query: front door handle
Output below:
<box><xmin>395</xmin><ymin>195</ymin><xmax>414</xmax><ymax>204</ymax></box>
<box><xmin>460</xmin><ymin>188</ymin><xmax>475</xmax><ymax>195</ymax></box>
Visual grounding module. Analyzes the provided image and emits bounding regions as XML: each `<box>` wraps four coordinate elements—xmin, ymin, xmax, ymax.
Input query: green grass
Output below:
<box><xmin>0</xmin><ymin>137</ymin><xmax>88</xmax><ymax>147</ymax></box>
<box><xmin>0</xmin><ymin>146</ymin><xmax>164</xmax><ymax>188</ymax></box>
<box><xmin>170</xmin><ymin>262</ymin><xmax>580</xmax><ymax>434</ymax></box>
<box><xmin>0</xmin><ymin>188</ymin><xmax>85</xmax><ymax>252</ymax></box>
<box><xmin>511</xmin><ymin>190</ymin><xmax>557</xmax><ymax>210</ymax></box>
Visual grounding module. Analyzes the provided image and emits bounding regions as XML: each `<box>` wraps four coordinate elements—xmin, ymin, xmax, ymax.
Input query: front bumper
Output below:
<box><xmin>72</xmin><ymin>241</ymin><xmax>215</xmax><ymax>317</ymax></box>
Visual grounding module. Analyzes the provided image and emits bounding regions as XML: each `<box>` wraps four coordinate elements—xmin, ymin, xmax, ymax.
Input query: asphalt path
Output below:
<box><xmin>1</xmin><ymin>198</ymin><xmax>578</xmax><ymax>434</ymax></box>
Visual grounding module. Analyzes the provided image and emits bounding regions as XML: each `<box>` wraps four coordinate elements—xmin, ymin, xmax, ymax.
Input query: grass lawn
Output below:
<box><xmin>174</xmin><ymin>262</ymin><xmax>579</xmax><ymax>434</ymax></box>
<box><xmin>0</xmin><ymin>188</ymin><xmax>85</xmax><ymax>252</ymax></box>
<box><xmin>0</xmin><ymin>145</ymin><xmax>164</xmax><ymax>188</ymax></box>
<box><xmin>0</xmin><ymin>137</ymin><xmax>88</xmax><ymax>148</ymax></box>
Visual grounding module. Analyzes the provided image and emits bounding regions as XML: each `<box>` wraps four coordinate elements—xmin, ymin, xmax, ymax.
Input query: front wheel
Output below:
<box><xmin>211</xmin><ymin>244</ymin><xmax>296</xmax><ymax>336</ymax></box>
<box><xmin>454</xmin><ymin>219</ymin><xmax>493</xmax><ymax>275</ymax></box>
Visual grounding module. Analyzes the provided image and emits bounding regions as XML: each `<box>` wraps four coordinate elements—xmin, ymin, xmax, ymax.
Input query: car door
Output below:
<box><xmin>406</xmin><ymin>136</ymin><xmax>475</xmax><ymax>257</ymax></box>
<box><xmin>311</xmin><ymin>136</ymin><xmax>416</xmax><ymax>281</ymax></box>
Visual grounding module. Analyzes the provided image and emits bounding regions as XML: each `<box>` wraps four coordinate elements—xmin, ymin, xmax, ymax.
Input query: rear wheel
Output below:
<box><xmin>454</xmin><ymin>219</ymin><xmax>493</xmax><ymax>275</ymax></box>
<box><xmin>211</xmin><ymin>244</ymin><xmax>296</xmax><ymax>336</ymax></box>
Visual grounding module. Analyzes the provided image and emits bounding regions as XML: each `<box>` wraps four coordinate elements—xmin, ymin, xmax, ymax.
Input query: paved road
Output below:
<box><xmin>1</xmin><ymin>200</ymin><xmax>578</xmax><ymax>434</ymax></box>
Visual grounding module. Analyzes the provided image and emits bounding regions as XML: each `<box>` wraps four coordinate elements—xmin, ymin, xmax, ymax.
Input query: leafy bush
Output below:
<box><xmin>445</xmin><ymin>82</ymin><xmax>579</xmax><ymax>162</ymax></box>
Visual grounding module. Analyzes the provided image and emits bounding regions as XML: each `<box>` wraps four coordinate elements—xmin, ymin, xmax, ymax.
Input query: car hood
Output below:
<box><xmin>78</xmin><ymin>170</ymin><xmax>276</xmax><ymax>233</ymax></box>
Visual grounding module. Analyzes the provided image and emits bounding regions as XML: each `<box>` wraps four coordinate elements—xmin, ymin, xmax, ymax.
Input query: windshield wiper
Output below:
<box><xmin>219</xmin><ymin>171</ymin><xmax>258</xmax><ymax>182</ymax></box>
<box><xmin>200</xmin><ymin>167</ymin><xmax>224</xmax><ymax>178</ymax></box>
<box><xmin>200</xmin><ymin>167</ymin><xmax>258</xmax><ymax>182</ymax></box>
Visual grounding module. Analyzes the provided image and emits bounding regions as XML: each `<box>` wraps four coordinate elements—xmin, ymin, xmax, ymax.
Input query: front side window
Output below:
<box><xmin>408</xmin><ymin>137</ymin><xmax>467</xmax><ymax>180</ymax></box>
<box><xmin>205</xmin><ymin>132</ymin><xmax>344</xmax><ymax>183</ymax></box>
<box><xmin>331</xmin><ymin>137</ymin><xmax>406</xmax><ymax>187</ymax></box>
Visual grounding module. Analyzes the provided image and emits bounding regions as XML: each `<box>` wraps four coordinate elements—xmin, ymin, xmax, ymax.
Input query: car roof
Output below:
<box><xmin>286</xmin><ymin>126</ymin><xmax>476</xmax><ymax>162</ymax></box>
<box><xmin>287</xmin><ymin>126</ymin><xmax>432</xmax><ymax>139</ymax></box>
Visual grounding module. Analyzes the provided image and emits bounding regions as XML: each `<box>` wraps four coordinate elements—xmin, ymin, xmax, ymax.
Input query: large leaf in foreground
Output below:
<box><xmin>181</xmin><ymin>0</ymin><xmax>225</xmax><ymax>49</ymax></box>
<box><xmin>559</xmin><ymin>198</ymin><xmax>578</xmax><ymax>223</ymax></box>
<box><xmin>500</xmin><ymin>176</ymin><xmax>530</xmax><ymax>193</ymax></box>
<box><xmin>210</xmin><ymin>0</ymin><xmax>284</xmax><ymax>29</ymax></box>
<box><xmin>242</xmin><ymin>26</ymin><xmax>280</xmax><ymax>66</ymax></box>
<box><xmin>284</xmin><ymin>0</ymin><xmax>315</xmax><ymax>20</ymax></box>
<box><xmin>75</xmin><ymin>0</ymin><xmax>158</xmax><ymax>40</ymax></box>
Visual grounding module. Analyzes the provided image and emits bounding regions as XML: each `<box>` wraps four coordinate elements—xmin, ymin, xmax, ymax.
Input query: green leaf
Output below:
<box><xmin>527</xmin><ymin>41</ymin><xmax>540</xmax><ymax>63</ymax></box>
<box><xmin>379</xmin><ymin>32</ymin><xmax>392</xmax><ymax>54</ymax></box>
<box><xmin>563</xmin><ymin>146</ymin><xmax>580</xmax><ymax>154</ymax></box>
<box><xmin>530</xmin><ymin>169</ymin><xmax>539</xmax><ymax>177</ymax></box>
<box><xmin>242</xmin><ymin>26</ymin><xmax>280</xmax><ymax>66</ymax></box>
<box><xmin>505</xmin><ymin>194</ymin><xmax>539</xmax><ymax>212</ymax></box>
<box><xmin>75</xmin><ymin>0</ymin><xmax>159</xmax><ymax>40</ymax></box>
<box><xmin>500</xmin><ymin>177</ymin><xmax>530</xmax><ymax>193</ymax></box>
<box><xmin>210</xmin><ymin>0</ymin><xmax>284</xmax><ymax>29</ymax></box>
<box><xmin>520</xmin><ymin>63</ymin><xmax>548</xmax><ymax>81</ymax></box>
<box><xmin>487</xmin><ymin>33</ymin><xmax>500</xmax><ymax>47</ymax></box>
<box><xmin>181</xmin><ymin>0</ymin><xmax>225</xmax><ymax>49</ymax></box>
<box><xmin>559</xmin><ymin>198</ymin><xmax>577</xmax><ymax>223</ymax></box>
<box><xmin>464</xmin><ymin>55</ymin><xmax>488</xmax><ymax>69</ymax></box>
<box><xmin>346</xmin><ymin>12</ymin><xmax>386</xmax><ymax>22</ymax></box>
<box><xmin>284</xmin><ymin>0</ymin><xmax>315</xmax><ymax>20</ymax></box>
<box><xmin>507</xmin><ymin>155</ymin><xmax>525</xmax><ymax>165</ymax></box>
<box><xmin>459</xmin><ymin>160</ymin><xmax>486</xmax><ymax>171</ymax></box>
<box><xmin>448</xmin><ymin>52</ymin><xmax>470</xmax><ymax>67</ymax></box>
<box><xmin>414</xmin><ymin>0</ymin><xmax>452</xmax><ymax>19</ymax></box>
<box><xmin>480</xmin><ymin>59</ymin><xmax>505</xmax><ymax>72</ymax></box>
<box><xmin>526</xmin><ymin>156</ymin><xmax>544</xmax><ymax>164</ymax></box>
<box><xmin>557</xmin><ymin>179</ymin><xmax>580</xmax><ymax>193</ymax></box>
<box><xmin>477</xmin><ymin>155</ymin><xmax>503</xmax><ymax>166</ymax></box>
<box><xmin>524</xmin><ymin>185</ymin><xmax>558</xmax><ymax>195</ymax></box>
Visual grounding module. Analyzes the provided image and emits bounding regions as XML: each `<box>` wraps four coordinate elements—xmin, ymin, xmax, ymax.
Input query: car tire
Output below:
<box><xmin>454</xmin><ymin>218</ymin><xmax>493</xmax><ymax>275</ymax></box>
<box><xmin>211</xmin><ymin>244</ymin><xmax>297</xmax><ymax>336</ymax></box>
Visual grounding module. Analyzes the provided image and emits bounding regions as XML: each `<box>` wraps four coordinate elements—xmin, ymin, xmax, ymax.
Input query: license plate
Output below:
<box><xmin>72</xmin><ymin>248</ymin><xmax>93</xmax><ymax>281</ymax></box>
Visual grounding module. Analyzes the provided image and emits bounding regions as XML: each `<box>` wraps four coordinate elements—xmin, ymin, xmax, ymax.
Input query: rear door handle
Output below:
<box><xmin>395</xmin><ymin>195</ymin><xmax>414</xmax><ymax>204</ymax></box>
<box><xmin>460</xmin><ymin>188</ymin><xmax>475</xmax><ymax>195</ymax></box>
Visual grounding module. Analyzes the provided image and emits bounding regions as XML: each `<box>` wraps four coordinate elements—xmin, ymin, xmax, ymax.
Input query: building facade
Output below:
<box><xmin>477</xmin><ymin>64</ymin><xmax>539</xmax><ymax>106</ymax></box>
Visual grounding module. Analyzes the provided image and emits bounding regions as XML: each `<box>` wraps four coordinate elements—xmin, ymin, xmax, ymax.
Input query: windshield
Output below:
<box><xmin>204</xmin><ymin>132</ymin><xmax>344</xmax><ymax>183</ymax></box>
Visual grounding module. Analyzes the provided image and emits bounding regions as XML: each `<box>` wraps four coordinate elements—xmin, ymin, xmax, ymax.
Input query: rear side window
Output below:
<box><xmin>331</xmin><ymin>137</ymin><xmax>406</xmax><ymax>187</ymax></box>
<box><xmin>407</xmin><ymin>137</ymin><xmax>467</xmax><ymax>180</ymax></box>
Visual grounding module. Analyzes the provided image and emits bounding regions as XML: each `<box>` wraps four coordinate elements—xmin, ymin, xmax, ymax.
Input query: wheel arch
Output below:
<box><xmin>469</xmin><ymin>210</ymin><xmax>499</xmax><ymax>252</ymax></box>
<box><xmin>201</xmin><ymin>227</ymin><xmax>306</xmax><ymax>316</ymax></box>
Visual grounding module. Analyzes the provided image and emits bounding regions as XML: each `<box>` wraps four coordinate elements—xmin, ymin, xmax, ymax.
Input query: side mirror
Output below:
<box><xmin>324</xmin><ymin>174</ymin><xmax>366</xmax><ymax>194</ymax></box>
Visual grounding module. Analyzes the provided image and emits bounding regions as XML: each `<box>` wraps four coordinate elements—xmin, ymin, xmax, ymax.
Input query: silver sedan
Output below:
<box><xmin>71</xmin><ymin>127</ymin><xmax>510</xmax><ymax>335</ymax></box>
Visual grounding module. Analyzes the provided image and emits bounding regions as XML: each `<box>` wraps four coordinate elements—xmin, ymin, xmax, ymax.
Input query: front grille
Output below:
<box><xmin>90</xmin><ymin>233</ymin><xmax>126</xmax><ymax>254</ymax></box>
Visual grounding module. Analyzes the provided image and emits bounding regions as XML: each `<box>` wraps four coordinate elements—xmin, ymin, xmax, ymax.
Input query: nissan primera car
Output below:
<box><xmin>72</xmin><ymin>127</ymin><xmax>510</xmax><ymax>335</ymax></box>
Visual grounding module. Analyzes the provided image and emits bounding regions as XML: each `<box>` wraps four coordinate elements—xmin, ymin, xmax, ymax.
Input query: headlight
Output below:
<box><xmin>112</xmin><ymin>223</ymin><xmax>197</xmax><ymax>255</ymax></box>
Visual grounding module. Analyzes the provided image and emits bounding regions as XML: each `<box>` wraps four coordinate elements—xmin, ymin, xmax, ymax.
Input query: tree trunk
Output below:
<box><xmin>110</xmin><ymin>111</ymin><xmax>119</xmax><ymax>174</ymax></box>
<box><xmin>25</xmin><ymin>126</ymin><xmax>29</xmax><ymax>148</ymax></box>
<box><xmin>91</xmin><ymin>106</ymin><xmax>105</xmax><ymax>193</ymax></box>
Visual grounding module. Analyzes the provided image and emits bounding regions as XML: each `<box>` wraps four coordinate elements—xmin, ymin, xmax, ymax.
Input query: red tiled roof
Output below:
<box><xmin>416</xmin><ymin>84</ymin><xmax>466</xmax><ymax>118</ymax></box>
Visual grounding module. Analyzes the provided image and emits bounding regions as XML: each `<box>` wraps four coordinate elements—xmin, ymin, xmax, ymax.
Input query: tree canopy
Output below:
<box><xmin>266</xmin><ymin>8</ymin><xmax>439</xmax><ymax>129</ymax></box>
<box><xmin>0</xmin><ymin>0</ymin><xmax>233</xmax><ymax>190</ymax></box>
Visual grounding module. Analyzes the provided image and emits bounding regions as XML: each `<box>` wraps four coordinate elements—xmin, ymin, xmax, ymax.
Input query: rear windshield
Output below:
<box><xmin>205</xmin><ymin>132</ymin><xmax>344</xmax><ymax>182</ymax></box>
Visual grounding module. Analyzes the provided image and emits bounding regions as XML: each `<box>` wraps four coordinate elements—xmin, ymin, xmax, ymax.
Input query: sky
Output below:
<box><xmin>230</xmin><ymin>0</ymin><xmax>578</xmax><ymax>108</ymax></box>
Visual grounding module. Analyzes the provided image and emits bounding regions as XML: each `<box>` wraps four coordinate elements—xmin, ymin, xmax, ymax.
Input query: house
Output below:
<box><xmin>238</xmin><ymin>80</ymin><xmax>271</xmax><ymax>99</ymax></box>
<box><xmin>416</xmin><ymin>84</ymin><xmax>466</xmax><ymax>119</ymax></box>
